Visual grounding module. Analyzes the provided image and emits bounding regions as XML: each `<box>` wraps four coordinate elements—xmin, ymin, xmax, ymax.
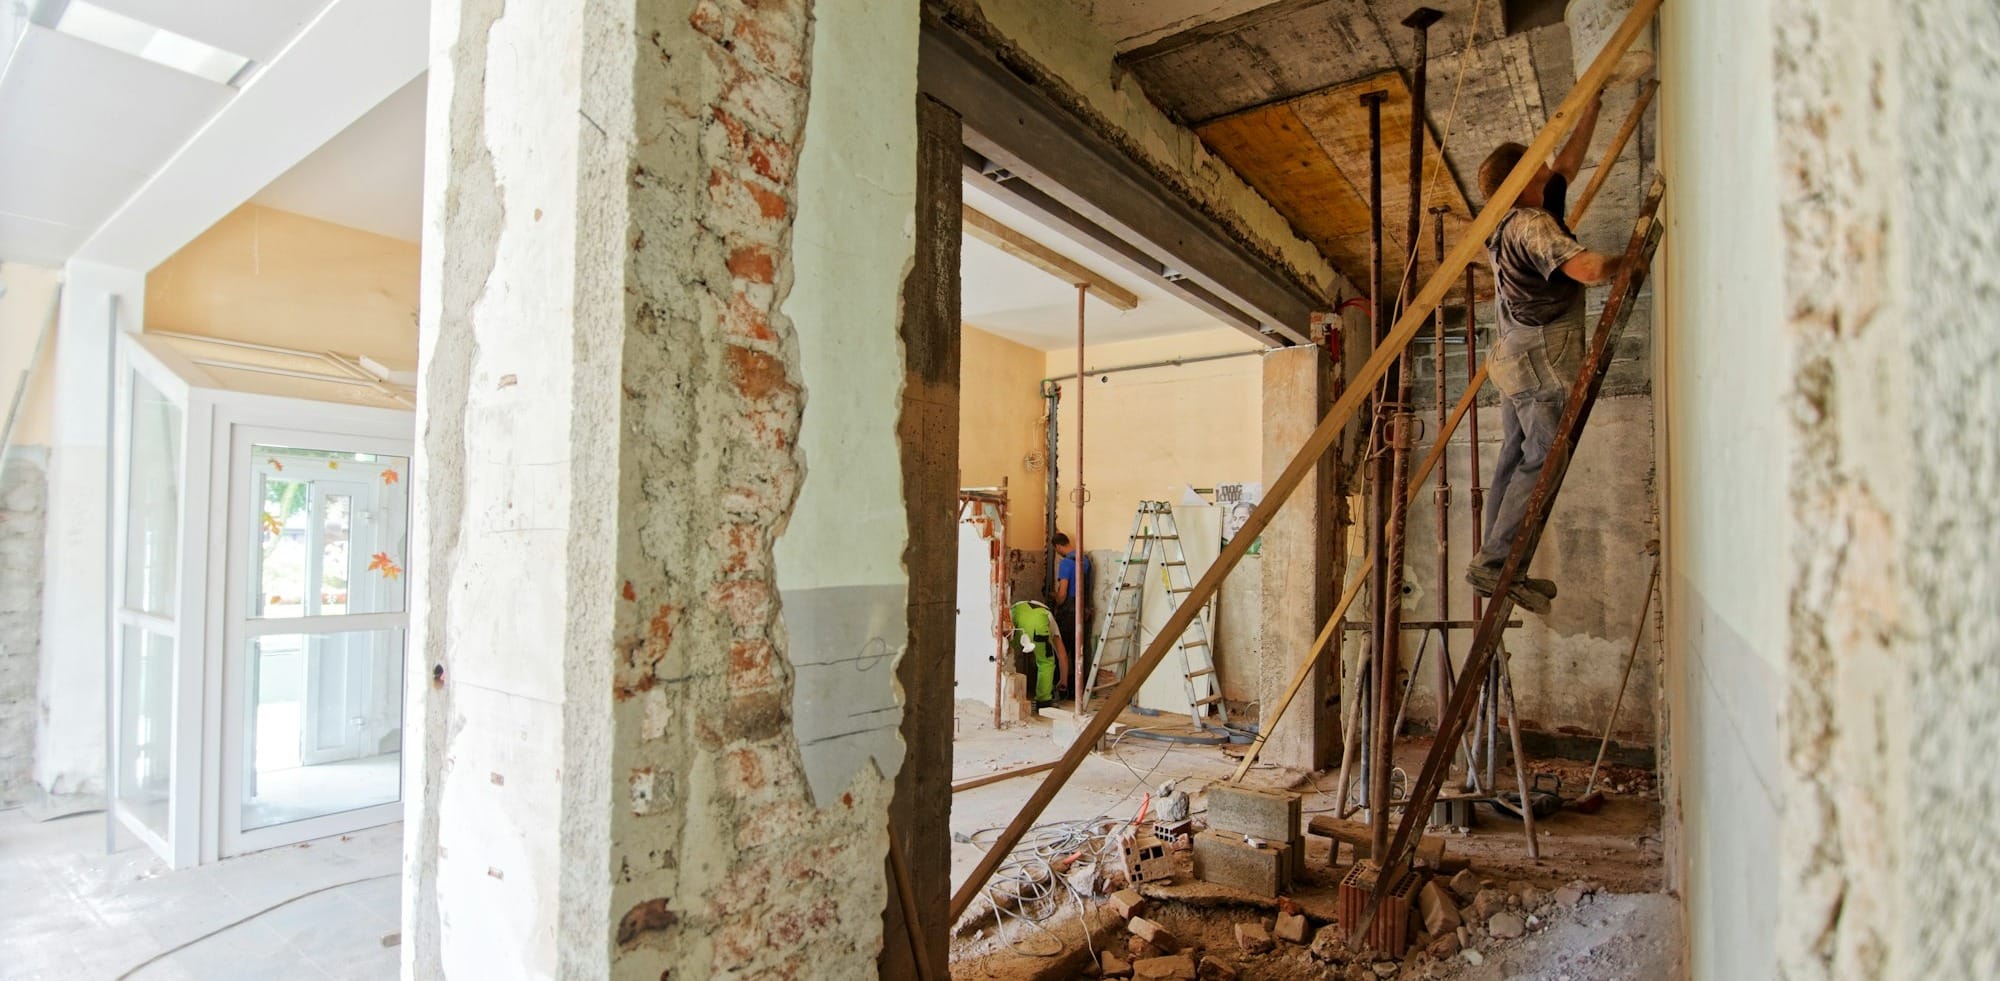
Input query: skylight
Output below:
<box><xmin>52</xmin><ymin>1</ymin><xmax>253</xmax><ymax>86</ymax></box>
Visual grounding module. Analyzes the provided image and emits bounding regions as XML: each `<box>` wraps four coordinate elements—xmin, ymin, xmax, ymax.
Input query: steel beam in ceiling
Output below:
<box><xmin>919</xmin><ymin>14</ymin><xmax>1323</xmax><ymax>347</ymax></box>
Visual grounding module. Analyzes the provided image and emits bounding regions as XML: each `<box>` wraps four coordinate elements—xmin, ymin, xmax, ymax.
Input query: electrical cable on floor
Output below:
<box><xmin>114</xmin><ymin>872</ymin><xmax>399</xmax><ymax>980</ymax></box>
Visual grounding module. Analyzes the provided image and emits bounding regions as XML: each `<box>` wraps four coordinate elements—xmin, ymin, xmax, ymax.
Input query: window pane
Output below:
<box><xmin>117</xmin><ymin>625</ymin><xmax>175</xmax><ymax>837</ymax></box>
<box><xmin>251</xmin><ymin>446</ymin><xmax>408</xmax><ymax>618</ymax></box>
<box><xmin>123</xmin><ymin>374</ymin><xmax>181</xmax><ymax>616</ymax></box>
<box><xmin>243</xmin><ymin>628</ymin><xmax>404</xmax><ymax>830</ymax></box>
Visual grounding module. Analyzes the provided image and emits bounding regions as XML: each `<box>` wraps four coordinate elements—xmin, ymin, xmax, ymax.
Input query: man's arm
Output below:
<box><xmin>1559</xmin><ymin>250</ymin><xmax>1624</xmax><ymax>285</ymax></box>
<box><xmin>1052</xmin><ymin>573</ymin><xmax>1070</xmax><ymax>606</ymax></box>
<box><xmin>1552</xmin><ymin>95</ymin><xmax>1603</xmax><ymax>181</ymax></box>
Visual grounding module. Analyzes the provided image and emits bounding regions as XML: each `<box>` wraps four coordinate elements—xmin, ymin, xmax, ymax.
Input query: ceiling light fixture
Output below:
<box><xmin>45</xmin><ymin>0</ymin><xmax>253</xmax><ymax>86</ymax></box>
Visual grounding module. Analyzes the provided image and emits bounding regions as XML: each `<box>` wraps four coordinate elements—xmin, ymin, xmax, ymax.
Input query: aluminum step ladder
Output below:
<box><xmin>1081</xmin><ymin>501</ymin><xmax>1229</xmax><ymax>729</ymax></box>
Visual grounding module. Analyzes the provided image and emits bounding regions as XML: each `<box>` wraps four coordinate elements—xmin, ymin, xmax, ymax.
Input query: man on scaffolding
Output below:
<box><xmin>1466</xmin><ymin>95</ymin><xmax>1625</xmax><ymax>614</ymax></box>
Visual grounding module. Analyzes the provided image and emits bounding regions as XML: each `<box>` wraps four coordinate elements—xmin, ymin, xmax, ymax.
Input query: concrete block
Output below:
<box><xmin>1128</xmin><ymin>915</ymin><xmax>1180</xmax><ymax>952</ymax></box>
<box><xmin>1203</xmin><ymin>785</ymin><xmax>1301</xmax><ymax>842</ymax></box>
<box><xmin>1132</xmin><ymin>954</ymin><xmax>1197</xmax><ymax>980</ymax></box>
<box><xmin>1192</xmin><ymin>829</ymin><xmax>1291</xmax><ymax>897</ymax></box>
<box><xmin>1108</xmin><ymin>888</ymin><xmax>1146</xmax><ymax>919</ymax></box>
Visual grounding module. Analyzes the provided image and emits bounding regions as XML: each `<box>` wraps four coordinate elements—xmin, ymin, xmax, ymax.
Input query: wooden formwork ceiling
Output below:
<box><xmin>1196</xmin><ymin>71</ymin><xmax>1490</xmax><ymax>309</ymax></box>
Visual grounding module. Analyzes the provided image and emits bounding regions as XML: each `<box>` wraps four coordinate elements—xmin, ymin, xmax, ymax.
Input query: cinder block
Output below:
<box><xmin>1204</xmin><ymin>786</ymin><xmax>1302</xmax><ymax>843</ymax></box>
<box><xmin>1192</xmin><ymin>829</ymin><xmax>1292</xmax><ymax>897</ymax></box>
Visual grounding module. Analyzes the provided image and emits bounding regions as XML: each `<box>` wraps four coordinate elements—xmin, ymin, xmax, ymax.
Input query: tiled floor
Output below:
<box><xmin>0</xmin><ymin>809</ymin><xmax>401</xmax><ymax>979</ymax></box>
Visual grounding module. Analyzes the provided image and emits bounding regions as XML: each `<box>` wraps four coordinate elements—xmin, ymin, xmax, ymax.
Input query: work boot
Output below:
<box><xmin>1464</xmin><ymin>564</ymin><xmax>1555</xmax><ymax>615</ymax></box>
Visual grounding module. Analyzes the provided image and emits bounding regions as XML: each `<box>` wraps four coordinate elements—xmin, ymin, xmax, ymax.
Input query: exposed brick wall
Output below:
<box><xmin>0</xmin><ymin>450</ymin><xmax>45</xmax><ymax>807</ymax></box>
<box><xmin>605</xmin><ymin>0</ymin><xmax>890</xmax><ymax>976</ymax></box>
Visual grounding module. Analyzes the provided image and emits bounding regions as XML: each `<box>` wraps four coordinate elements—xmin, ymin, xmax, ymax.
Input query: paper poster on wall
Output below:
<box><xmin>1217</xmin><ymin>482</ymin><xmax>1262</xmax><ymax>544</ymax></box>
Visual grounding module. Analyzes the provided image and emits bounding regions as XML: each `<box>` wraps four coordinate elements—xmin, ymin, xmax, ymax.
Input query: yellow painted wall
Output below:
<box><xmin>145</xmin><ymin>205</ymin><xmax>419</xmax><ymax>369</ymax></box>
<box><xmin>0</xmin><ymin>263</ymin><xmax>61</xmax><ymax>447</ymax></box>
<box><xmin>958</xmin><ymin>325</ymin><xmax>1048</xmax><ymax>550</ymax></box>
<box><xmin>1046</xmin><ymin>328</ymin><xmax>1265</xmax><ymax>547</ymax></box>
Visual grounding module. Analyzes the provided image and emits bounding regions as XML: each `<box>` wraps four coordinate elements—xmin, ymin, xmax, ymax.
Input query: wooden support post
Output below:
<box><xmin>944</xmin><ymin>0</ymin><xmax>1661</xmax><ymax>922</ymax></box>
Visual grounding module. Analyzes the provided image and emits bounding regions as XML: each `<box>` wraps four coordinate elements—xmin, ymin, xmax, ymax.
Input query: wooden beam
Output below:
<box><xmin>962</xmin><ymin>206</ymin><xmax>1139</xmax><ymax>310</ymax></box>
<box><xmin>944</xmin><ymin>0</ymin><xmax>1660</xmax><ymax>924</ymax></box>
<box><xmin>950</xmin><ymin>760</ymin><xmax>1060</xmax><ymax>794</ymax></box>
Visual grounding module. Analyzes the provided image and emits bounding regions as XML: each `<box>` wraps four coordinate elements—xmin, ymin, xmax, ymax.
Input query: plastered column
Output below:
<box><xmin>33</xmin><ymin>259</ymin><xmax>142</xmax><ymax>806</ymax></box>
<box><xmin>1258</xmin><ymin>345</ymin><xmax>1337</xmax><ymax>773</ymax></box>
<box><xmin>407</xmin><ymin>0</ymin><xmax>899</xmax><ymax>976</ymax></box>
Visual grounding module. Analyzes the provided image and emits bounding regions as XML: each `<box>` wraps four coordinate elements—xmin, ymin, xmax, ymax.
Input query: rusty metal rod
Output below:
<box><xmin>1073</xmin><ymin>283</ymin><xmax>1087</xmax><ymax>705</ymax></box>
<box><xmin>1429</xmin><ymin>205</ymin><xmax>1454</xmax><ymax>755</ymax></box>
<box><xmin>1567</xmin><ymin>78</ymin><xmax>1659</xmax><ymax>230</ymax></box>
<box><xmin>1360</xmin><ymin>85</ymin><xmax>1393</xmax><ymax>862</ymax></box>
<box><xmin>945</xmin><ymin>5</ymin><xmax>1644</xmax><ymax>912</ymax></box>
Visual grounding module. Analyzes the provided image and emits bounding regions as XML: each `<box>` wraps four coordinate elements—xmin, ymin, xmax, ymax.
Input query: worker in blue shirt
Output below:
<box><xmin>1050</xmin><ymin>532</ymin><xmax>1091</xmax><ymax>699</ymax></box>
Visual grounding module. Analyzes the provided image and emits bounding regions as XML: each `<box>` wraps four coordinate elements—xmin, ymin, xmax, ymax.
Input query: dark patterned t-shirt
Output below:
<box><xmin>1486</xmin><ymin>204</ymin><xmax>1586</xmax><ymax>332</ymax></box>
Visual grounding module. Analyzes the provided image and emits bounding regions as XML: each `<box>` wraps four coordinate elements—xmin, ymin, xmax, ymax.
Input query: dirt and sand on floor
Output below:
<box><xmin>945</xmin><ymin>704</ymin><xmax>1676</xmax><ymax>980</ymax></box>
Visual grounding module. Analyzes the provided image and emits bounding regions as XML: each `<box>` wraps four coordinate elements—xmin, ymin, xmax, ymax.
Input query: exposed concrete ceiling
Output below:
<box><xmin>0</xmin><ymin>0</ymin><xmax>335</xmax><ymax>264</ymax></box>
<box><xmin>1071</xmin><ymin>0</ymin><xmax>1657</xmax><ymax>292</ymax></box>
<box><xmin>253</xmin><ymin>73</ymin><xmax>426</xmax><ymax>242</ymax></box>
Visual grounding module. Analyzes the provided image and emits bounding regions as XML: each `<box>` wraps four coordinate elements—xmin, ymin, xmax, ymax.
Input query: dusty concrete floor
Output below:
<box><xmin>946</xmin><ymin>704</ymin><xmax>1672</xmax><ymax>979</ymax></box>
<box><xmin>0</xmin><ymin>809</ymin><xmax>400</xmax><ymax>979</ymax></box>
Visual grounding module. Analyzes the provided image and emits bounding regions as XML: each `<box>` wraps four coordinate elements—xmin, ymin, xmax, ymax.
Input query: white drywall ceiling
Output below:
<box><xmin>961</xmin><ymin>180</ymin><xmax>1233</xmax><ymax>351</ymax></box>
<box><xmin>0</xmin><ymin>0</ymin><xmax>335</xmax><ymax>265</ymax></box>
<box><xmin>252</xmin><ymin>72</ymin><xmax>426</xmax><ymax>242</ymax></box>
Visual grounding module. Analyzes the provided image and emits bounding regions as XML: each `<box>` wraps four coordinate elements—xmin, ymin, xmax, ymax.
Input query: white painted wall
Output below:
<box><xmin>1658</xmin><ymin>2</ymin><xmax>1786</xmax><ymax>976</ymax></box>
<box><xmin>34</xmin><ymin>259</ymin><xmax>144</xmax><ymax>800</ymax></box>
<box><xmin>773</xmin><ymin>0</ymin><xmax>918</xmax><ymax>806</ymax></box>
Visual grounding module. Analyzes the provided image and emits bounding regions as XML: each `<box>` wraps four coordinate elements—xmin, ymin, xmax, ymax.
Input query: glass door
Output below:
<box><xmin>222</xmin><ymin>435</ymin><xmax>410</xmax><ymax>854</ymax></box>
<box><xmin>110</xmin><ymin>368</ymin><xmax>194</xmax><ymax>864</ymax></box>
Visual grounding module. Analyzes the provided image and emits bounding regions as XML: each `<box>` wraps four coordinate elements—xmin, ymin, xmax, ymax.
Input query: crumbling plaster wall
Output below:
<box><xmin>929</xmin><ymin>0</ymin><xmax>1349</xmax><ymax>304</ymax></box>
<box><xmin>408</xmin><ymin>0</ymin><xmax>909</xmax><ymax>976</ymax></box>
<box><xmin>1661</xmin><ymin>0</ymin><xmax>2000</xmax><ymax>977</ymax></box>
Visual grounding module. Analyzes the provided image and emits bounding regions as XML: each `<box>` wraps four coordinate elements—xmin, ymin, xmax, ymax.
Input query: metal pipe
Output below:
<box><xmin>1042</xmin><ymin>380</ymin><xmax>1060</xmax><ymax>596</ymax></box>
<box><xmin>1499</xmin><ymin>646</ymin><xmax>1540</xmax><ymax>858</ymax></box>
<box><xmin>1360</xmin><ymin>87</ymin><xmax>1391</xmax><ymax>861</ymax></box>
<box><xmin>1465</xmin><ymin>254</ymin><xmax>1496</xmax><ymax>793</ymax></box>
<box><xmin>1042</xmin><ymin>348</ymin><xmax>1261</xmax><ymax>384</ymax></box>
<box><xmin>1429</xmin><ymin>204</ymin><xmax>1453</xmax><ymax>758</ymax></box>
<box><xmin>1073</xmin><ymin>283</ymin><xmax>1087</xmax><ymax>706</ymax></box>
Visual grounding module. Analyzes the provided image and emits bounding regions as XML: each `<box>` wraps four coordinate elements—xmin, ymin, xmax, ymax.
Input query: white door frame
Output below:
<box><xmin>217</xmin><ymin>421</ymin><xmax>412</xmax><ymax>858</ymax></box>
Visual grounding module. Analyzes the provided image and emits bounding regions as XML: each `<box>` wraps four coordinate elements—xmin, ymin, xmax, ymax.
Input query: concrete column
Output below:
<box><xmin>1258</xmin><ymin>345</ymin><xmax>1337</xmax><ymax>773</ymax></box>
<box><xmin>407</xmin><ymin>0</ymin><xmax>912</xmax><ymax>976</ymax></box>
<box><xmin>33</xmin><ymin>259</ymin><xmax>142</xmax><ymax>808</ymax></box>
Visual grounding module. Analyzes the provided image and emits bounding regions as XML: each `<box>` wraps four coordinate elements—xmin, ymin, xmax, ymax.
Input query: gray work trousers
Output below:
<box><xmin>1474</xmin><ymin>321</ymin><xmax>1582</xmax><ymax>570</ymax></box>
